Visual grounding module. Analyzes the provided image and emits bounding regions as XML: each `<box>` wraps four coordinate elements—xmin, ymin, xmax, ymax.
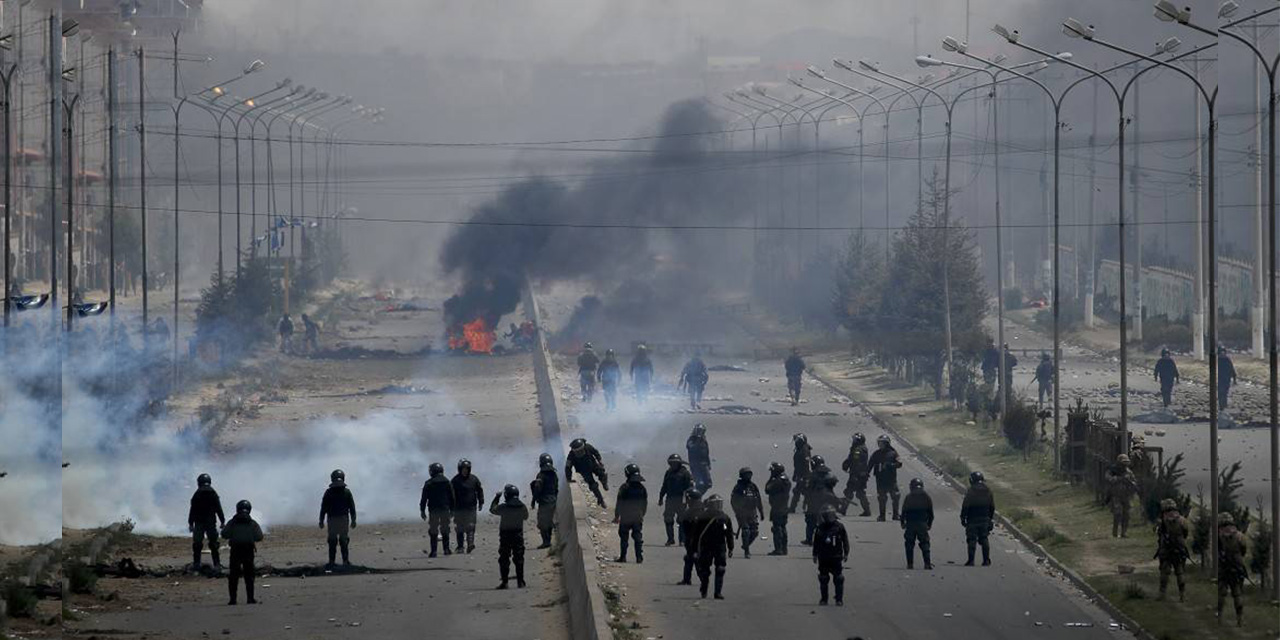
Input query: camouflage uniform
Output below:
<box><xmin>1217</xmin><ymin>513</ymin><xmax>1247</xmax><ymax>627</ymax></box>
<box><xmin>1153</xmin><ymin>500</ymin><xmax>1189</xmax><ymax>601</ymax></box>
<box><xmin>1105</xmin><ymin>455</ymin><xmax>1138</xmax><ymax>538</ymax></box>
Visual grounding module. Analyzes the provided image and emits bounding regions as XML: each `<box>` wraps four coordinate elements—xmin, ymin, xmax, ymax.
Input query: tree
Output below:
<box><xmin>831</xmin><ymin>231</ymin><xmax>884</xmax><ymax>353</ymax></box>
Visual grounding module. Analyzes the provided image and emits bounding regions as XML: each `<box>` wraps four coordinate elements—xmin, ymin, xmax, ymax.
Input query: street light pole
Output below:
<box><xmin>1</xmin><ymin>64</ymin><xmax>17</xmax><ymax>330</ymax></box>
<box><xmin>63</xmin><ymin>94</ymin><xmax>78</xmax><ymax>333</ymax></box>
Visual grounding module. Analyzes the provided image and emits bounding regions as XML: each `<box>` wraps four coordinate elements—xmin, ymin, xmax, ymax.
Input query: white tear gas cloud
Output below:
<box><xmin>0</xmin><ymin>329</ymin><xmax>61</xmax><ymax>545</ymax></box>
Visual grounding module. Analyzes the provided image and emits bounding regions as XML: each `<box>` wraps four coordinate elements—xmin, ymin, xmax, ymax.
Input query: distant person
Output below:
<box><xmin>960</xmin><ymin>471</ymin><xmax>995</xmax><ymax>566</ymax></box>
<box><xmin>451</xmin><ymin>459</ymin><xmax>484</xmax><ymax>554</ymax></box>
<box><xmin>530</xmin><ymin>453</ymin><xmax>559</xmax><ymax>549</ymax></box>
<box><xmin>301</xmin><ymin>313</ymin><xmax>320</xmax><ymax>353</ymax></box>
<box><xmin>811</xmin><ymin>506</ymin><xmax>848</xmax><ymax>606</ymax></box>
<box><xmin>598</xmin><ymin>349</ymin><xmax>622</xmax><ymax>411</ymax></box>
<box><xmin>841</xmin><ymin>433</ymin><xmax>872</xmax><ymax>517</ymax></box>
<box><xmin>900</xmin><ymin>478</ymin><xmax>934</xmax><ymax>570</ymax></box>
<box><xmin>629</xmin><ymin>344</ymin><xmax>654</xmax><ymax>405</ymax></box>
<box><xmin>686</xmin><ymin>423</ymin><xmax>712</xmax><ymax>492</ymax></box>
<box><xmin>729</xmin><ymin>467</ymin><xmax>764</xmax><ymax>558</ymax></box>
<box><xmin>319</xmin><ymin>469</ymin><xmax>357</xmax><ymax>569</ymax></box>
<box><xmin>764</xmin><ymin>462</ymin><xmax>792</xmax><ymax>556</ymax></box>
<box><xmin>1105</xmin><ymin>454</ymin><xmax>1137</xmax><ymax>538</ymax></box>
<box><xmin>221</xmin><ymin>499</ymin><xmax>263</xmax><ymax>605</ymax></box>
<box><xmin>577</xmin><ymin>342</ymin><xmax>600</xmax><ymax>402</ymax></box>
<box><xmin>868</xmin><ymin>434</ymin><xmax>902</xmax><ymax>522</ymax></box>
<box><xmin>1154</xmin><ymin>349</ymin><xmax>1180</xmax><ymax>408</ymax></box>
<box><xmin>980</xmin><ymin>338</ymin><xmax>999</xmax><ymax>384</ymax></box>
<box><xmin>565</xmin><ymin>438</ymin><xmax>608</xmax><ymax>507</ymax></box>
<box><xmin>1034</xmin><ymin>352</ymin><xmax>1054</xmax><ymax>405</ymax></box>
<box><xmin>788</xmin><ymin>433</ymin><xmax>813</xmax><ymax>514</ymax></box>
<box><xmin>1154</xmin><ymin>498</ymin><xmax>1190</xmax><ymax>602</ymax></box>
<box><xmin>188</xmin><ymin>473</ymin><xmax>226</xmax><ymax>572</ymax></box>
<box><xmin>1217</xmin><ymin>512</ymin><xmax>1247</xmax><ymax>627</ymax></box>
<box><xmin>999</xmin><ymin>344</ymin><xmax>1018</xmax><ymax>398</ymax></box>
<box><xmin>678</xmin><ymin>352</ymin><xmax>709</xmax><ymax>410</ymax></box>
<box><xmin>277</xmin><ymin>314</ymin><xmax>294</xmax><ymax>354</ymax></box>
<box><xmin>419</xmin><ymin>462</ymin><xmax>455</xmax><ymax>557</ymax></box>
<box><xmin>489</xmin><ymin>485</ymin><xmax>530</xmax><ymax>589</ymax></box>
<box><xmin>785</xmin><ymin>347</ymin><xmax>806</xmax><ymax>406</ymax></box>
<box><xmin>1218</xmin><ymin>345</ymin><xmax>1238</xmax><ymax>411</ymax></box>
<box><xmin>693</xmin><ymin>494</ymin><xmax>734</xmax><ymax>600</ymax></box>
<box><xmin>613</xmin><ymin>464</ymin><xmax>648</xmax><ymax>563</ymax></box>
<box><xmin>659</xmin><ymin>454</ymin><xmax>694</xmax><ymax>546</ymax></box>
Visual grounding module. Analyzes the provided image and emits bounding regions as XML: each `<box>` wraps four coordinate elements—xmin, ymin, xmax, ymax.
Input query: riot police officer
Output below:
<box><xmin>319</xmin><ymin>469</ymin><xmax>357</xmax><ymax>569</ymax></box>
<box><xmin>801</xmin><ymin>456</ymin><xmax>832</xmax><ymax>545</ymax></box>
<box><xmin>659</xmin><ymin>454</ymin><xmax>694</xmax><ymax>545</ymax></box>
<box><xmin>578</xmin><ymin>342</ymin><xmax>600</xmax><ymax>402</ymax></box>
<box><xmin>961</xmin><ymin>471</ymin><xmax>996</xmax><ymax>566</ymax></box>
<box><xmin>789</xmin><ymin>433</ymin><xmax>813</xmax><ymax>513</ymax></box>
<box><xmin>452</xmin><ymin>459</ymin><xmax>485</xmax><ymax>553</ymax></box>
<box><xmin>812</xmin><ymin>506</ymin><xmax>848</xmax><ymax>606</ymax></box>
<box><xmin>841</xmin><ymin>433</ymin><xmax>872</xmax><ymax>517</ymax></box>
<box><xmin>614</xmin><ymin>464</ymin><xmax>648</xmax><ymax>563</ymax></box>
<box><xmin>764</xmin><ymin>462</ymin><xmax>792</xmax><ymax>555</ymax></box>
<box><xmin>419</xmin><ymin>462</ymin><xmax>456</xmax><ymax>557</ymax></box>
<box><xmin>686</xmin><ymin>423</ymin><xmax>712</xmax><ymax>492</ymax></box>
<box><xmin>565</xmin><ymin>438</ymin><xmax>608</xmax><ymax>507</ymax></box>
<box><xmin>489</xmin><ymin>485</ymin><xmax>530</xmax><ymax>589</ymax></box>
<box><xmin>729</xmin><ymin>467</ymin><xmax>764</xmax><ymax>558</ymax></box>
<box><xmin>868</xmin><ymin>434</ymin><xmax>902</xmax><ymax>521</ymax></box>
<box><xmin>221</xmin><ymin>499</ymin><xmax>263</xmax><ymax>605</ymax></box>
<box><xmin>694</xmin><ymin>494</ymin><xmax>734</xmax><ymax>600</ymax></box>
<box><xmin>598</xmin><ymin>349</ymin><xmax>623</xmax><ymax>411</ymax></box>
<box><xmin>188</xmin><ymin>473</ymin><xmax>226</xmax><ymax>572</ymax></box>
<box><xmin>630</xmin><ymin>344</ymin><xmax>654</xmax><ymax>405</ymax></box>
<box><xmin>900</xmin><ymin>478</ymin><xmax>934</xmax><ymax>569</ymax></box>
<box><xmin>530</xmin><ymin>453</ymin><xmax>559</xmax><ymax>549</ymax></box>
<box><xmin>677</xmin><ymin>489</ymin><xmax>704</xmax><ymax>586</ymax></box>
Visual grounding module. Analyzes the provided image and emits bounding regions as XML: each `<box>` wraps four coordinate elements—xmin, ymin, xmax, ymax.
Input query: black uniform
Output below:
<box><xmin>981</xmin><ymin>344</ymin><xmax>1000</xmax><ymax>384</ymax></box>
<box><xmin>1218</xmin><ymin>352</ymin><xmax>1237</xmax><ymax>410</ymax></box>
<box><xmin>687</xmin><ymin>434</ymin><xmax>712</xmax><ymax>492</ymax></box>
<box><xmin>530</xmin><ymin>469</ymin><xmax>559</xmax><ymax>548</ymax></box>
<box><xmin>784</xmin><ymin>354</ymin><xmax>806</xmax><ymax>404</ymax></box>
<box><xmin>789</xmin><ymin>442</ymin><xmax>813</xmax><ymax>512</ymax></box>
<box><xmin>630</xmin><ymin>352</ymin><xmax>654</xmax><ymax>405</ymax></box>
<box><xmin>302</xmin><ymin>315</ymin><xmax>320</xmax><ymax>352</ymax></box>
<box><xmin>679</xmin><ymin>357</ymin><xmax>709</xmax><ymax>409</ymax></box>
<box><xmin>764</xmin><ymin>472</ymin><xmax>792</xmax><ymax>555</ymax></box>
<box><xmin>188</xmin><ymin>485</ymin><xmax>226</xmax><ymax>569</ymax></box>
<box><xmin>319</xmin><ymin>481</ymin><xmax>357</xmax><ymax>566</ymax></box>
<box><xmin>451</xmin><ymin>472</ymin><xmax>484</xmax><ymax>552</ymax></box>
<box><xmin>566</xmin><ymin>444</ymin><xmax>609</xmax><ymax>506</ymax></box>
<box><xmin>1034</xmin><ymin>358</ymin><xmax>1054</xmax><ymax>405</ymax></box>
<box><xmin>577</xmin><ymin>349</ymin><xmax>600</xmax><ymax>401</ymax></box>
<box><xmin>961</xmin><ymin>483</ymin><xmax>996</xmax><ymax>566</ymax></box>
<box><xmin>277</xmin><ymin>315</ymin><xmax>294</xmax><ymax>353</ymax></box>
<box><xmin>419</xmin><ymin>475</ymin><xmax>456</xmax><ymax>556</ymax></box>
<box><xmin>678</xmin><ymin>499</ymin><xmax>704</xmax><ymax>585</ymax></box>
<box><xmin>692</xmin><ymin>507</ymin><xmax>734</xmax><ymax>599</ymax></box>
<box><xmin>220</xmin><ymin>513</ymin><xmax>263</xmax><ymax>604</ymax></box>
<box><xmin>841</xmin><ymin>443</ymin><xmax>871</xmax><ymax>516</ymax></box>
<box><xmin>812</xmin><ymin>517</ymin><xmax>850</xmax><ymax>605</ymax></box>
<box><xmin>489</xmin><ymin>495</ymin><xmax>530</xmax><ymax>588</ymax></box>
<box><xmin>614</xmin><ymin>477</ymin><xmax>648</xmax><ymax>562</ymax></box>
<box><xmin>868</xmin><ymin>445</ymin><xmax>902</xmax><ymax>521</ymax></box>
<box><xmin>659</xmin><ymin>465</ymin><xmax>695</xmax><ymax>545</ymax></box>
<box><xmin>598</xmin><ymin>356</ymin><xmax>622</xmax><ymax>411</ymax></box>
<box><xmin>1154</xmin><ymin>355</ymin><xmax>1180</xmax><ymax>407</ymax></box>
<box><xmin>730</xmin><ymin>479</ymin><xmax>765</xmax><ymax>558</ymax></box>
<box><xmin>802</xmin><ymin>467</ymin><xmax>836</xmax><ymax>544</ymax></box>
<box><xmin>900</xmin><ymin>486</ymin><xmax>935</xmax><ymax>568</ymax></box>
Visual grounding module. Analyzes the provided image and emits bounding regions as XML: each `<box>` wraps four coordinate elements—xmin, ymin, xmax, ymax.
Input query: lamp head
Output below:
<box><xmin>244</xmin><ymin>59</ymin><xmax>266</xmax><ymax>75</ymax></box>
<box><xmin>990</xmin><ymin>53</ymin><xmax>1008</xmax><ymax>65</ymax></box>
<box><xmin>992</xmin><ymin>24</ymin><xmax>1020</xmax><ymax>44</ymax></box>
<box><xmin>1218</xmin><ymin>0</ymin><xmax>1239</xmax><ymax>19</ymax></box>
<box><xmin>941</xmin><ymin>36</ymin><xmax>966</xmax><ymax>53</ymax></box>
<box><xmin>61</xmin><ymin>19</ymin><xmax>80</xmax><ymax>38</ymax></box>
<box><xmin>1154</xmin><ymin>0</ymin><xmax>1191</xmax><ymax>23</ymax></box>
<box><xmin>1054</xmin><ymin>52</ymin><xmax>1074</xmax><ymax>61</ymax></box>
<box><xmin>915</xmin><ymin>55</ymin><xmax>943</xmax><ymax>68</ymax></box>
<box><xmin>244</xmin><ymin>98</ymin><xmax>256</xmax><ymax>108</ymax></box>
<box><xmin>832</xmin><ymin>58</ymin><xmax>853</xmax><ymax>72</ymax></box>
<box><xmin>858</xmin><ymin>59</ymin><xmax>879</xmax><ymax>73</ymax></box>
<box><xmin>752</xmin><ymin>83</ymin><xmax>768</xmax><ymax>96</ymax></box>
<box><xmin>212</xmin><ymin>86</ymin><xmax>225</xmax><ymax>96</ymax></box>
<box><xmin>1062</xmin><ymin>18</ymin><xmax>1095</xmax><ymax>39</ymax></box>
<box><xmin>806</xmin><ymin>65</ymin><xmax>826</xmax><ymax>79</ymax></box>
<box><xmin>277</xmin><ymin>77</ymin><xmax>292</xmax><ymax>88</ymax></box>
<box><xmin>1156</xmin><ymin>36</ymin><xmax>1181</xmax><ymax>55</ymax></box>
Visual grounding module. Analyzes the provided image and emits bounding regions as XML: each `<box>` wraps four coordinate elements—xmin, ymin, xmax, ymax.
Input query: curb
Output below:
<box><xmin>524</xmin><ymin>284</ymin><xmax>615</xmax><ymax>640</ymax></box>
<box><xmin>808</xmin><ymin>366</ymin><xmax>1154</xmax><ymax>640</ymax></box>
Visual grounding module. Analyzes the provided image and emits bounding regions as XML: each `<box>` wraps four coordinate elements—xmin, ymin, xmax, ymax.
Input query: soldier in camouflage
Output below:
<box><xmin>1105</xmin><ymin>454</ymin><xmax>1138</xmax><ymax>538</ymax></box>
<box><xmin>1153</xmin><ymin>498</ymin><xmax>1189</xmax><ymax>602</ymax></box>
<box><xmin>1217</xmin><ymin>512</ymin><xmax>1247</xmax><ymax>627</ymax></box>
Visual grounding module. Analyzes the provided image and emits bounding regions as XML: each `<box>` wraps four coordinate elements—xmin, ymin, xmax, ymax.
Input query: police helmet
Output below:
<box><xmin>819</xmin><ymin>505</ymin><xmax>839</xmax><ymax>523</ymax></box>
<box><xmin>605</xmin><ymin>348</ymin><xmax>615</xmax><ymax>357</ymax></box>
<box><xmin>1161</xmin><ymin>348</ymin><xmax>1171</xmax><ymax>357</ymax></box>
<box><xmin>692</xmin><ymin>423</ymin><xmax>707</xmax><ymax>437</ymax></box>
<box><xmin>331</xmin><ymin>469</ymin><xmax>345</xmax><ymax>482</ymax></box>
<box><xmin>236</xmin><ymin>499</ymin><xmax>252</xmax><ymax>515</ymax></box>
<box><xmin>811</xmin><ymin>454</ymin><xmax>826</xmax><ymax>467</ymax></box>
<box><xmin>624</xmin><ymin>463</ymin><xmax>641</xmax><ymax>479</ymax></box>
<box><xmin>909</xmin><ymin>478</ymin><xmax>924</xmax><ymax>491</ymax></box>
<box><xmin>539</xmin><ymin>453</ymin><xmax>554</xmax><ymax>469</ymax></box>
<box><xmin>570</xmin><ymin>438</ymin><xmax>586</xmax><ymax>450</ymax></box>
<box><xmin>197</xmin><ymin>473</ymin><xmax>212</xmax><ymax>486</ymax></box>
<box><xmin>1116</xmin><ymin>454</ymin><xmax>1130</xmax><ymax>466</ymax></box>
<box><xmin>429</xmin><ymin>462</ymin><xmax>444</xmax><ymax>476</ymax></box>
<box><xmin>1160</xmin><ymin>498</ymin><xmax>1178</xmax><ymax>512</ymax></box>
<box><xmin>458</xmin><ymin>458</ymin><xmax>472</xmax><ymax>472</ymax></box>
<box><xmin>738</xmin><ymin>467</ymin><xmax>753</xmax><ymax>480</ymax></box>
<box><xmin>851</xmin><ymin>433</ymin><xmax>865</xmax><ymax>446</ymax></box>
<box><xmin>637</xmin><ymin>344</ymin><xmax>647</xmax><ymax>352</ymax></box>
<box><xmin>793</xmin><ymin>433</ymin><xmax>808</xmax><ymax>445</ymax></box>
<box><xmin>969</xmin><ymin>471</ymin><xmax>984</xmax><ymax>485</ymax></box>
<box><xmin>583</xmin><ymin>342</ymin><xmax>593</xmax><ymax>350</ymax></box>
<box><xmin>704</xmin><ymin>494</ymin><xmax>724</xmax><ymax>511</ymax></box>
<box><xmin>769</xmin><ymin>461</ymin><xmax>785</xmax><ymax>476</ymax></box>
<box><xmin>668</xmin><ymin>453</ymin><xmax>685</xmax><ymax>466</ymax></box>
<box><xmin>503</xmin><ymin>484</ymin><xmax>520</xmax><ymax>500</ymax></box>
<box><xmin>1218</xmin><ymin>512</ymin><xmax>1235</xmax><ymax>526</ymax></box>
<box><xmin>685</xmin><ymin>489</ymin><xmax>703</xmax><ymax>503</ymax></box>
<box><xmin>877</xmin><ymin>434</ymin><xmax>891</xmax><ymax>447</ymax></box>
<box><xmin>1041</xmin><ymin>352</ymin><xmax>1050</xmax><ymax>361</ymax></box>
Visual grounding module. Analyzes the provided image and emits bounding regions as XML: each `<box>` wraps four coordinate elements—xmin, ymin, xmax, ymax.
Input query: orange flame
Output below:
<box><xmin>450</xmin><ymin>318</ymin><xmax>495</xmax><ymax>354</ymax></box>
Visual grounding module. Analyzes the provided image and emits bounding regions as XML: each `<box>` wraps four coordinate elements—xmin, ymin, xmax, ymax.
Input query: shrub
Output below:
<box><xmin>938</xmin><ymin>454</ymin><xmax>971</xmax><ymax>480</ymax></box>
<box><xmin>1218</xmin><ymin>318</ymin><xmax>1250</xmax><ymax>351</ymax></box>
<box><xmin>1033</xmin><ymin>296</ymin><xmax>1084</xmax><ymax>332</ymax></box>
<box><xmin>1001</xmin><ymin>396</ymin><xmax>1038</xmax><ymax>454</ymax></box>
<box><xmin>1251</xmin><ymin>513</ymin><xmax>1272</xmax><ymax>593</ymax></box>
<box><xmin>2</xmin><ymin>582</ymin><xmax>36</xmax><ymax>618</ymax></box>
<box><xmin>1005</xmin><ymin>507</ymin><xmax>1035</xmax><ymax>523</ymax></box>
<box><xmin>66</xmin><ymin>560</ymin><xmax>98</xmax><ymax>595</ymax></box>
<box><xmin>1122</xmin><ymin>581</ymin><xmax>1147</xmax><ymax>600</ymax></box>
<box><xmin>1141</xmin><ymin>317</ymin><xmax>1192</xmax><ymax>353</ymax></box>
<box><xmin>1136</xmin><ymin>452</ymin><xmax>1191</xmax><ymax>524</ymax></box>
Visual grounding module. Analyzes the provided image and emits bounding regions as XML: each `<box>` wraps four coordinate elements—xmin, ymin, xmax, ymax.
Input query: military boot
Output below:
<box><xmin>210</xmin><ymin>547</ymin><xmax>222</xmax><ymax>572</ymax></box>
<box><xmin>429</xmin><ymin>536</ymin><xmax>438</xmax><ymax>558</ymax></box>
<box><xmin>905</xmin><ymin>542</ymin><xmax>914</xmax><ymax>569</ymax></box>
<box><xmin>818</xmin><ymin>576</ymin><xmax>829</xmax><ymax>605</ymax></box>
<box><xmin>981</xmin><ymin>540</ymin><xmax>991</xmax><ymax>566</ymax></box>
<box><xmin>833</xmin><ymin>575</ymin><xmax>844</xmax><ymax>606</ymax></box>
<box><xmin>327</xmin><ymin>542</ymin><xmax>337</xmax><ymax>569</ymax></box>
<box><xmin>922</xmin><ymin>548</ymin><xmax>933</xmax><ymax>570</ymax></box>
<box><xmin>713</xmin><ymin>568</ymin><xmax>725</xmax><ymax>600</ymax></box>
<box><xmin>340</xmin><ymin>541</ymin><xmax>351</xmax><ymax>566</ymax></box>
<box><xmin>635</xmin><ymin>540</ymin><xmax>644</xmax><ymax>564</ymax></box>
<box><xmin>455</xmin><ymin>529</ymin><xmax>466</xmax><ymax>553</ymax></box>
<box><xmin>876</xmin><ymin>495</ymin><xmax>888</xmax><ymax>522</ymax></box>
<box><xmin>616</xmin><ymin>538</ymin><xmax>629</xmax><ymax>563</ymax></box>
<box><xmin>858</xmin><ymin>493</ymin><xmax>872</xmax><ymax>517</ymax></box>
<box><xmin>538</xmin><ymin>529</ymin><xmax>552</xmax><ymax>549</ymax></box>
<box><xmin>964</xmin><ymin>542</ymin><xmax>976</xmax><ymax>566</ymax></box>
<box><xmin>891</xmin><ymin>494</ymin><xmax>901</xmax><ymax>521</ymax></box>
<box><xmin>665</xmin><ymin>522</ymin><xmax>676</xmax><ymax>546</ymax></box>
<box><xmin>467</xmin><ymin>531</ymin><xmax>476</xmax><ymax>554</ymax></box>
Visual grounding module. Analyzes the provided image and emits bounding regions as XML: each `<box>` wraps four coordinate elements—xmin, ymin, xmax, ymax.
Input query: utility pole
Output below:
<box><xmin>138</xmin><ymin>47</ymin><xmax>148</xmax><ymax>336</ymax></box>
<box><xmin>1253</xmin><ymin>23</ymin><xmax>1266</xmax><ymax>359</ymax></box>
<box><xmin>108</xmin><ymin>49</ymin><xmax>117</xmax><ymax>326</ymax></box>
<box><xmin>1085</xmin><ymin>69</ymin><xmax>1098</xmax><ymax>329</ymax></box>
<box><xmin>1132</xmin><ymin>78</ymin><xmax>1143</xmax><ymax>344</ymax></box>
<box><xmin>48</xmin><ymin>12</ymin><xmax>61</xmax><ymax>335</ymax></box>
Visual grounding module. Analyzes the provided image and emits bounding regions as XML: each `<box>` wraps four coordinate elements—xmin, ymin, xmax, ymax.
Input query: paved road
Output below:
<box><xmin>67</xmin><ymin>293</ymin><xmax>568</xmax><ymax>640</ymax></box>
<box><xmin>556</xmin><ymin>354</ymin><xmax>1118</xmax><ymax>639</ymax></box>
